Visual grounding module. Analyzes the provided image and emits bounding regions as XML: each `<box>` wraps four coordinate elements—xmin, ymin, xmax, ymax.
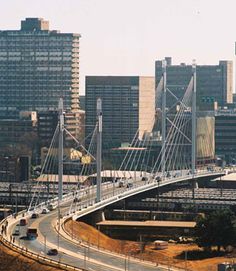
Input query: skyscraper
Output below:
<box><xmin>155</xmin><ymin>57</ymin><xmax>233</xmax><ymax>110</ymax></box>
<box><xmin>85</xmin><ymin>76</ymin><xmax>155</xmax><ymax>150</ymax></box>
<box><xmin>0</xmin><ymin>18</ymin><xmax>80</xmax><ymax>118</ymax></box>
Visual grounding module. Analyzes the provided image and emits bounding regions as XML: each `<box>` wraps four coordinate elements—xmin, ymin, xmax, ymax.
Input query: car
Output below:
<box><xmin>73</xmin><ymin>197</ymin><xmax>80</xmax><ymax>203</ymax></box>
<box><xmin>47</xmin><ymin>248</ymin><xmax>58</xmax><ymax>256</ymax></box>
<box><xmin>126</xmin><ymin>182</ymin><xmax>133</xmax><ymax>188</ymax></box>
<box><xmin>31</xmin><ymin>213</ymin><xmax>39</xmax><ymax>219</ymax></box>
<box><xmin>19</xmin><ymin>218</ymin><xmax>27</xmax><ymax>226</ymax></box>
<box><xmin>41</xmin><ymin>208</ymin><xmax>50</xmax><ymax>214</ymax></box>
<box><xmin>155</xmin><ymin>176</ymin><xmax>162</xmax><ymax>182</ymax></box>
<box><xmin>166</xmin><ymin>172</ymin><xmax>171</xmax><ymax>178</ymax></box>
<box><xmin>141</xmin><ymin>177</ymin><xmax>148</xmax><ymax>182</ymax></box>
<box><xmin>13</xmin><ymin>229</ymin><xmax>20</xmax><ymax>236</ymax></box>
<box><xmin>207</xmin><ymin>166</ymin><xmax>214</xmax><ymax>172</ymax></box>
<box><xmin>118</xmin><ymin>180</ymin><xmax>125</xmax><ymax>187</ymax></box>
<box><xmin>47</xmin><ymin>204</ymin><xmax>55</xmax><ymax>211</ymax></box>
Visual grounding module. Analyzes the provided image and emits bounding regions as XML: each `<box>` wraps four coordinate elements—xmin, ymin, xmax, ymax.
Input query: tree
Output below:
<box><xmin>195</xmin><ymin>209</ymin><xmax>236</xmax><ymax>251</ymax></box>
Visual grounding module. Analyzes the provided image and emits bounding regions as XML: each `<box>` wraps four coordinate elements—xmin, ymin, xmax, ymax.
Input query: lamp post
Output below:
<box><xmin>185</xmin><ymin>250</ymin><xmax>188</xmax><ymax>271</ymax></box>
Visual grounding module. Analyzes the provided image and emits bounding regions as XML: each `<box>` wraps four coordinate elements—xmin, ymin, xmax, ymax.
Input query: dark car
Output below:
<box><xmin>47</xmin><ymin>249</ymin><xmax>58</xmax><ymax>256</ymax></box>
<box><xmin>13</xmin><ymin>229</ymin><xmax>20</xmax><ymax>236</ymax></box>
<box><xmin>19</xmin><ymin>218</ymin><xmax>27</xmax><ymax>226</ymax></box>
<box><xmin>141</xmin><ymin>177</ymin><xmax>148</xmax><ymax>182</ymax></box>
<box><xmin>126</xmin><ymin>182</ymin><xmax>133</xmax><ymax>188</ymax></box>
<box><xmin>31</xmin><ymin>213</ymin><xmax>39</xmax><ymax>219</ymax></box>
<box><xmin>155</xmin><ymin>176</ymin><xmax>162</xmax><ymax>182</ymax></box>
<box><xmin>73</xmin><ymin>197</ymin><xmax>80</xmax><ymax>203</ymax></box>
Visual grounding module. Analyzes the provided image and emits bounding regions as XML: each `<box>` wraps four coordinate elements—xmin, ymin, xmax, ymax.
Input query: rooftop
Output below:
<box><xmin>97</xmin><ymin>220</ymin><xmax>196</xmax><ymax>228</ymax></box>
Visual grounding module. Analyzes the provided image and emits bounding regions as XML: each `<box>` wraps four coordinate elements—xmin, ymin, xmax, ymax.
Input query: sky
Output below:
<box><xmin>1</xmin><ymin>0</ymin><xmax>236</xmax><ymax>94</ymax></box>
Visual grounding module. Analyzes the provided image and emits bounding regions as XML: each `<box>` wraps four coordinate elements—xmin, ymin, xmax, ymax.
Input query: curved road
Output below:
<box><xmin>13</xmin><ymin>207</ymin><xmax>165</xmax><ymax>271</ymax></box>
<box><xmin>9</xmin><ymin>170</ymin><xmax>224</xmax><ymax>271</ymax></box>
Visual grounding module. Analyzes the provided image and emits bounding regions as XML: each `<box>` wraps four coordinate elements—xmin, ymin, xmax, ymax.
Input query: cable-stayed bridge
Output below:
<box><xmin>0</xmin><ymin>61</ymin><xmax>225</xmax><ymax>271</ymax></box>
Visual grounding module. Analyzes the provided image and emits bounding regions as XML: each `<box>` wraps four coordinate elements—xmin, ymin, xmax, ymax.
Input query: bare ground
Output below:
<box><xmin>65</xmin><ymin>220</ymin><xmax>236</xmax><ymax>271</ymax></box>
<box><xmin>0</xmin><ymin>240</ymin><xmax>65</xmax><ymax>271</ymax></box>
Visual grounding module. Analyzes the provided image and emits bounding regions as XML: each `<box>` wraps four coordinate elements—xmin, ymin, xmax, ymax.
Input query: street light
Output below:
<box><xmin>185</xmin><ymin>250</ymin><xmax>188</xmax><ymax>271</ymax></box>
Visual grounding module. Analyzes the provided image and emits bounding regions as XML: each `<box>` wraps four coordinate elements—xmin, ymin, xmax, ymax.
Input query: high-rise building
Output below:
<box><xmin>38</xmin><ymin>110</ymin><xmax>83</xmax><ymax>148</ymax></box>
<box><xmin>0</xmin><ymin>18</ymin><xmax>80</xmax><ymax>118</ymax></box>
<box><xmin>155</xmin><ymin>57</ymin><xmax>233</xmax><ymax>110</ymax></box>
<box><xmin>215</xmin><ymin>111</ymin><xmax>236</xmax><ymax>163</ymax></box>
<box><xmin>85</xmin><ymin>76</ymin><xmax>155</xmax><ymax>150</ymax></box>
<box><xmin>0</xmin><ymin>111</ymin><xmax>37</xmax><ymax>155</ymax></box>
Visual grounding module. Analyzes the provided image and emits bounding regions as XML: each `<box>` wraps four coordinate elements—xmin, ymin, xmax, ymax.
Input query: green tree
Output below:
<box><xmin>195</xmin><ymin>209</ymin><xmax>236</xmax><ymax>251</ymax></box>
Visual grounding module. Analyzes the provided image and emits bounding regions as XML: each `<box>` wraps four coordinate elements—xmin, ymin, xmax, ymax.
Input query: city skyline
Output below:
<box><xmin>1</xmin><ymin>0</ymin><xmax>236</xmax><ymax>94</ymax></box>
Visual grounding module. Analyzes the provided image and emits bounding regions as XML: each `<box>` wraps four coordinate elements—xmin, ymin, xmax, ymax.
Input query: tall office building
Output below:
<box><xmin>0</xmin><ymin>18</ymin><xmax>80</xmax><ymax>117</ymax></box>
<box><xmin>155</xmin><ymin>57</ymin><xmax>233</xmax><ymax>110</ymax></box>
<box><xmin>85</xmin><ymin>76</ymin><xmax>155</xmax><ymax>149</ymax></box>
<box><xmin>215</xmin><ymin>111</ymin><xmax>236</xmax><ymax>163</ymax></box>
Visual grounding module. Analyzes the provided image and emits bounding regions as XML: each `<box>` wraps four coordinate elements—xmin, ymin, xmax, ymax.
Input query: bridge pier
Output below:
<box><xmin>192</xmin><ymin>179</ymin><xmax>198</xmax><ymax>199</ymax></box>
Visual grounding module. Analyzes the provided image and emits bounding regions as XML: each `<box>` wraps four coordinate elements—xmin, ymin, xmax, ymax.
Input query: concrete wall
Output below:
<box><xmin>197</xmin><ymin>116</ymin><xmax>215</xmax><ymax>159</ymax></box>
<box><xmin>139</xmin><ymin>77</ymin><xmax>155</xmax><ymax>139</ymax></box>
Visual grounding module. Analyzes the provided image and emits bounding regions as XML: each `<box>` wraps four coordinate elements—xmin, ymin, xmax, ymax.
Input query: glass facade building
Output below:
<box><xmin>0</xmin><ymin>18</ymin><xmax>80</xmax><ymax>118</ymax></box>
<box><xmin>215</xmin><ymin>112</ymin><xmax>236</xmax><ymax>163</ymax></box>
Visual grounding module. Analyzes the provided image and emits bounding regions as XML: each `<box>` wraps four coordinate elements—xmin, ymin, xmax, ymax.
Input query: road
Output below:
<box><xmin>9</xmin><ymin>170</ymin><xmax>223</xmax><ymax>271</ymax></box>
<box><xmin>12</xmin><ymin>206</ymin><xmax>166</xmax><ymax>271</ymax></box>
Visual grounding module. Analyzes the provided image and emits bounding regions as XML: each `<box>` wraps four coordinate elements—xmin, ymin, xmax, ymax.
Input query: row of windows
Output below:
<box><xmin>0</xmin><ymin>51</ymin><xmax>73</xmax><ymax>56</ymax></box>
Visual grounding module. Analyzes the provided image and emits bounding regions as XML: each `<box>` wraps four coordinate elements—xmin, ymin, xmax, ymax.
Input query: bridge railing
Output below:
<box><xmin>0</xmin><ymin>168</ymin><xmax>225</xmax><ymax>271</ymax></box>
<box><xmin>0</xmin><ymin>232</ymin><xmax>84</xmax><ymax>271</ymax></box>
<box><xmin>68</xmin><ymin>169</ymin><xmax>225</xmax><ymax>219</ymax></box>
<box><xmin>0</xmin><ymin>201</ymin><xmax>86</xmax><ymax>271</ymax></box>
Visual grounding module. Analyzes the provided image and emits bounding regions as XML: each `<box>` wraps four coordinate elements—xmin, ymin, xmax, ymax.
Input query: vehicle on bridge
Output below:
<box><xmin>73</xmin><ymin>197</ymin><xmax>80</xmax><ymax>203</ymax></box>
<box><xmin>41</xmin><ymin>208</ymin><xmax>50</xmax><ymax>214</ymax></box>
<box><xmin>126</xmin><ymin>182</ymin><xmax>133</xmax><ymax>188</ymax></box>
<box><xmin>26</xmin><ymin>228</ymin><xmax>38</xmax><ymax>240</ymax></box>
<box><xmin>118</xmin><ymin>180</ymin><xmax>125</xmax><ymax>187</ymax></box>
<box><xmin>47</xmin><ymin>248</ymin><xmax>58</xmax><ymax>256</ymax></box>
<box><xmin>19</xmin><ymin>218</ymin><xmax>27</xmax><ymax>226</ymax></box>
<box><xmin>31</xmin><ymin>213</ymin><xmax>39</xmax><ymax>219</ymax></box>
<box><xmin>47</xmin><ymin>204</ymin><xmax>55</xmax><ymax>211</ymax></box>
<box><xmin>141</xmin><ymin>176</ymin><xmax>148</xmax><ymax>182</ymax></box>
<box><xmin>155</xmin><ymin>176</ymin><xmax>162</xmax><ymax>182</ymax></box>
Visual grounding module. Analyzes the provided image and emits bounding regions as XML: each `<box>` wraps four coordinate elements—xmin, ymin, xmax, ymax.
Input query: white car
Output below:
<box><xmin>41</xmin><ymin>208</ymin><xmax>50</xmax><ymax>214</ymax></box>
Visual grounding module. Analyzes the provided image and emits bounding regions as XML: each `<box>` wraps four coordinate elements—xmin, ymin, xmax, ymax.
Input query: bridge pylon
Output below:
<box><xmin>191</xmin><ymin>60</ymin><xmax>197</xmax><ymax>175</ymax></box>
<box><xmin>161</xmin><ymin>60</ymin><xmax>167</xmax><ymax>178</ymax></box>
<box><xmin>58</xmin><ymin>98</ymin><xmax>64</xmax><ymax>201</ymax></box>
<box><xmin>96</xmin><ymin>98</ymin><xmax>102</xmax><ymax>202</ymax></box>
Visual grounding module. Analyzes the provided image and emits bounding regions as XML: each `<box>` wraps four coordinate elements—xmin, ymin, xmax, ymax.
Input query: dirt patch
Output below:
<box><xmin>0</xmin><ymin>240</ymin><xmax>64</xmax><ymax>271</ymax></box>
<box><xmin>65</xmin><ymin>220</ymin><xmax>235</xmax><ymax>271</ymax></box>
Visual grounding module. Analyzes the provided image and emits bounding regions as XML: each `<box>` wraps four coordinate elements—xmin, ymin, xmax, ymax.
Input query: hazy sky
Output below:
<box><xmin>1</xmin><ymin>0</ymin><xmax>236</xmax><ymax>94</ymax></box>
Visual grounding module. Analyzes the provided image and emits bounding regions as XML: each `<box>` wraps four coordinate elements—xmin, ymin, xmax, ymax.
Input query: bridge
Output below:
<box><xmin>0</xmin><ymin>60</ymin><xmax>226</xmax><ymax>271</ymax></box>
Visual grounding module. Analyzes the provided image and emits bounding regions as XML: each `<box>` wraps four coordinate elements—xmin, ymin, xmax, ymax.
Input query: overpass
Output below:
<box><xmin>0</xmin><ymin>169</ymin><xmax>224</xmax><ymax>271</ymax></box>
<box><xmin>0</xmin><ymin>61</ymin><xmax>224</xmax><ymax>270</ymax></box>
